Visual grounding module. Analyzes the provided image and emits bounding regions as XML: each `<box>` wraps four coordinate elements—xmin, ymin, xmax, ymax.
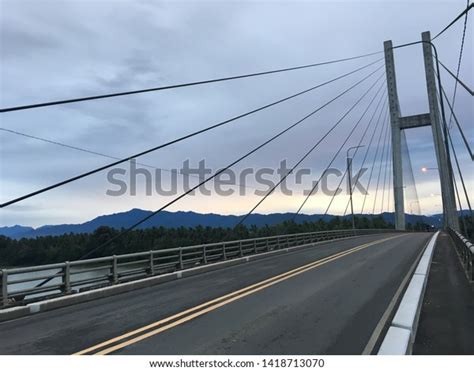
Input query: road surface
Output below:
<box><xmin>0</xmin><ymin>232</ymin><xmax>431</xmax><ymax>355</ymax></box>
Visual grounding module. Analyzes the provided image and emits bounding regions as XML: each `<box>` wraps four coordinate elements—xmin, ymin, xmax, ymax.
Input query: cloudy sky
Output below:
<box><xmin>1</xmin><ymin>0</ymin><xmax>472</xmax><ymax>227</ymax></box>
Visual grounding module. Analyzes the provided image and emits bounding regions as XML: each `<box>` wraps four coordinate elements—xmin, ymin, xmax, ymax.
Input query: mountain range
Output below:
<box><xmin>0</xmin><ymin>208</ymin><xmax>452</xmax><ymax>239</ymax></box>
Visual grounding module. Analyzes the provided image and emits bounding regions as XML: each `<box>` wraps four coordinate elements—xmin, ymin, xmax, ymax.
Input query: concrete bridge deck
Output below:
<box><xmin>0</xmin><ymin>233</ymin><xmax>437</xmax><ymax>355</ymax></box>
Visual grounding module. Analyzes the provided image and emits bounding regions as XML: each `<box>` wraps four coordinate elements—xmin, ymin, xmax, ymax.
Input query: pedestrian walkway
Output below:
<box><xmin>413</xmin><ymin>232</ymin><xmax>474</xmax><ymax>355</ymax></box>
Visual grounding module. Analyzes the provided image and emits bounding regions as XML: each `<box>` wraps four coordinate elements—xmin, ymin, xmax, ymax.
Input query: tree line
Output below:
<box><xmin>0</xmin><ymin>215</ymin><xmax>442</xmax><ymax>267</ymax></box>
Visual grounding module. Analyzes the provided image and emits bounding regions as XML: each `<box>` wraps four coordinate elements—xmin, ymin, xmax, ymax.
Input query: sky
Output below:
<box><xmin>0</xmin><ymin>0</ymin><xmax>472</xmax><ymax>228</ymax></box>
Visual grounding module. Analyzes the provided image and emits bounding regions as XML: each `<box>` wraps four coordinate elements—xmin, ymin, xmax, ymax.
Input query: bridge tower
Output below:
<box><xmin>383</xmin><ymin>31</ymin><xmax>459</xmax><ymax>231</ymax></box>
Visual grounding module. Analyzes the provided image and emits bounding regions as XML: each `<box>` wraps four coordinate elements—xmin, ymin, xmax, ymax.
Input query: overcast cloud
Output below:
<box><xmin>0</xmin><ymin>0</ymin><xmax>472</xmax><ymax>227</ymax></box>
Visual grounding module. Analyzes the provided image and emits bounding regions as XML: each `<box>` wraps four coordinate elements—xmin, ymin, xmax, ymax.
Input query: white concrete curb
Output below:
<box><xmin>378</xmin><ymin>231</ymin><xmax>439</xmax><ymax>355</ymax></box>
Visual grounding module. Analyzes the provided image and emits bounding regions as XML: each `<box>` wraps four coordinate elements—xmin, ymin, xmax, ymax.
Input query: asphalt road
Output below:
<box><xmin>0</xmin><ymin>232</ymin><xmax>431</xmax><ymax>355</ymax></box>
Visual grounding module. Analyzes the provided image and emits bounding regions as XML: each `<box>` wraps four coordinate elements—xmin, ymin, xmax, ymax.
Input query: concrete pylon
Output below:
<box><xmin>383</xmin><ymin>40</ymin><xmax>405</xmax><ymax>231</ymax></box>
<box><xmin>421</xmin><ymin>31</ymin><xmax>459</xmax><ymax>230</ymax></box>
<box><xmin>383</xmin><ymin>33</ymin><xmax>460</xmax><ymax>231</ymax></box>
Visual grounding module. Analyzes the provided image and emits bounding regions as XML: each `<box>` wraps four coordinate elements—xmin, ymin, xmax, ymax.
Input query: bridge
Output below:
<box><xmin>0</xmin><ymin>230</ymin><xmax>472</xmax><ymax>355</ymax></box>
<box><xmin>0</xmin><ymin>3</ymin><xmax>473</xmax><ymax>357</ymax></box>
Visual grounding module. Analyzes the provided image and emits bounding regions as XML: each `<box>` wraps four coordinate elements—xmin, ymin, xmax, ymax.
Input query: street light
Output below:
<box><xmin>347</xmin><ymin>145</ymin><xmax>365</xmax><ymax>230</ymax></box>
<box><xmin>410</xmin><ymin>201</ymin><xmax>420</xmax><ymax>231</ymax></box>
<box><xmin>421</xmin><ymin>166</ymin><xmax>438</xmax><ymax>172</ymax></box>
<box><xmin>409</xmin><ymin>201</ymin><xmax>419</xmax><ymax>215</ymax></box>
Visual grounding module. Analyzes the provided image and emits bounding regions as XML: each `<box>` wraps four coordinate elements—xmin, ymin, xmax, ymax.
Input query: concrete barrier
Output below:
<box><xmin>378</xmin><ymin>231</ymin><xmax>439</xmax><ymax>355</ymax></box>
<box><xmin>391</xmin><ymin>274</ymin><xmax>425</xmax><ymax>341</ymax></box>
<box><xmin>377</xmin><ymin>326</ymin><xmax>411</xmax><ymax>355</ymax></box>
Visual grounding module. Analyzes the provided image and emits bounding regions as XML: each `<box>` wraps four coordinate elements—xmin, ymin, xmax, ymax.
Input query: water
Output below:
<box><xmin>6</xmin><ymin>262</ymin><xmax>149</xmax><ymax>301</ymax></box>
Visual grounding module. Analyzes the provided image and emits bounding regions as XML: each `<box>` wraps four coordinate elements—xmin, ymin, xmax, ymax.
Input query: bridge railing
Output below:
<box><xmin>0</xmin><ymin>228</ymin><xmax>399</xmax><ymax>308</ymax></box>
<box><xmin>447</xmin><ymin>228</ymin><xmax>473</xmax><ymax>281</ymax></box>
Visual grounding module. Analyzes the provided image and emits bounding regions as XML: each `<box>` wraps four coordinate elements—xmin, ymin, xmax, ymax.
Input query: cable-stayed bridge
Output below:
<box><xmin>0</xmin><ymin>4</ymin><xmax>472</xmax><ymax>356</ymax></box>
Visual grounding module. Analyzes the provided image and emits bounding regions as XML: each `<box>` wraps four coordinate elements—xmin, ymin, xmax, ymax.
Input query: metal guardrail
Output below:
<box><xmin>0</xmin><ymin>228</ymin><xmax>399</xmax><ymax>308</ymax></box>
<box><xmin>448</xmin><ymin>228</ymin><xmax>474</xmax><ymax>281</ymax></box>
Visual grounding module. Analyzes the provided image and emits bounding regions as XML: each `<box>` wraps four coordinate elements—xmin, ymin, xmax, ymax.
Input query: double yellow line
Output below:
<box><xmin>74</xmin><ymin>234</ymin><xmax>403</xmax><ymax>355</ymax></box>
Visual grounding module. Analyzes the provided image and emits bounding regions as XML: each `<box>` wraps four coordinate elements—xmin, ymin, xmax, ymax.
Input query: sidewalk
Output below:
<box><xmin>413</xmin><ymin>232</ymin><xmax>474</xmax><ymax>355</ymax></box>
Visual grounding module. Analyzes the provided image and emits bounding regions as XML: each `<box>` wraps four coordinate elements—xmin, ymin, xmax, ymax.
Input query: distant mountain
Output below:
<box><xmin>0</xmin><ymin>208</ymin><xmax>454</xmax><ymax>239</ymax></box>
<box><xmin>0</xmin><ymin>209</ymin><xmax>331</xmax><ymax>239</ymax></box>
<box><xmin>0</xmin><ymin>225</ymin><xmax>35</xmax><ymax>239</ymax></box>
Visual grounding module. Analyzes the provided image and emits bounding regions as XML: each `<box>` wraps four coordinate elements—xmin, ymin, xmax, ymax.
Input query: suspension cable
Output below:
<box><xmin>452</xmin><ymin>162</ymin><xmax>469</xmax><ymax>237</ymax></box>
<box><xmin>342</xmin><ymin>99</ymin><xmax>388</xmax><ymax>215</ymax></box>
<box><xmin>432</xmin><ymin>2</ymin><xmax>473</xmax><ymax>40</ymax></box>
<box><xmin>0</xmin><ymin>59</ymin><xmax>383</xmax><ymax>209</ymax></box>
<box><xmin>438</xmin><ymin>60</ymin><xmax>474</xmax><ymax>96</ymax></box>
<box><xmin>77</xmin><ymin>67</ymin><xmax>385</xmax><ymax>259</ymax></box>
<box><xmin>299</xmin><ymin>88</ymin><xmax>387</xmax><ymax>219</ymax></box>
<box><xmin>371</xmin><ymin>116</ymin><xmax>391</xmax><ymax>214</ymax></box>
<box><xmin>324</xmin><ymin>104</ymin><xmax>389</xmax><ymax>218</ymax></box>
<box><xmin>386</xmin><ymin>135</ymin><xmax>393</xmax><ymax>213</ymax></box>
<box><xmin>440</xmin><ymin>85</ymin><xmax>474</xmax><ymax>160</ymax></box>
<box><xmin>0</xmin><ymin>127</ymin><xmax>261</xmax><ymax>192</ymax></box>
<box><xmin>447</xmin><ymin>128</ymin><xmax>473</xmax><ymax>222</ymax></box>
<box><xmin>209</xmin><ymin>76</ymin><xmax>384</xmax><ymax>229</ymax></box>
<box><xmin>380</xmin><ymin>123</ymin><xmax>392</xmax><ymax>214</ymax></box>
<box><xmin>447</xmin><ymin>0</ymin><xmax>470</xmax><ymax>130</ymax></box>
<box><xmin>0</xmin><ymin>52</ymin><xmax>383</xmax><ymax>113</ymax></box>
<box><xmin>360</xmin><ymin>112</ymin><xmax>390</xmax><ymax>214</ymax></box>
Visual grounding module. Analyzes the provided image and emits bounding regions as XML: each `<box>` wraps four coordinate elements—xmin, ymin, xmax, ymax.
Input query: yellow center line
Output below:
<box><xmin>74</xmin><ymin>234</ymin><xmax>404</xmax><ymax>355</ymax></box>
<box><xmin>74</xmin><ymin>237</ymin><xmax>383</xmax><ymax>355</ymax></box>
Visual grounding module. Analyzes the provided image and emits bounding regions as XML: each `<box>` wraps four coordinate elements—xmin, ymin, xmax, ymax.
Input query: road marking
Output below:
<box><xmin>74</xmin><ymin>237</ymin><xmax>387</xmax><ymax>355</ymax></box>
<box><xmin>74</xmin><ymin>234</ymin><xmax>404</xmax><ymax>355</ymax></box>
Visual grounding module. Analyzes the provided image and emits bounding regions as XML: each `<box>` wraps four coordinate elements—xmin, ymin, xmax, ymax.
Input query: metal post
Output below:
<box><xmin>347</xmin><ymin>145</ymin><xmax>364</xmax><ymax>230</ymax></box>
<box><xmin>384</xmin><ymin>40</ymin><xmax>405</xmax><ymax>230</ymax></box>
<box><xmin>421</xmin><ymin>31</ymin><xmax>459</xmax><ymax>230</ymax></box>
<box><xmin>62</xmin><ymin>262</ymin><xmax>71</xmax><ymax>294</ymax></box>
<box><xmin>178</xmin><ymin>249</ymin><xmax>184</xmax><ymax>269</ymax></box>
<box><xmin>202</xmin><ymin>246</ymin><xmax>207</xmax><ymax>264</ymax></box>
<box><xmin>111</xmin><ymin>256</ymin><xmax>118</xmax><ymax>284</ymax></box>
<box><xmin>149</xmin><ymin>251</ymin><xmax>155</xmax><ymax>276</ymax></box>
<box><xmin>471</xmin><ymin>255</ymin><xmax>474</xmax><ymax>282</ymax></box>
<box><xmin>348</xmin><ymin>156</ymin><xmax>354</xmax><ymax>229</ymax></box>
<box><xmin>1</xmin><ymin>270</ymin><xmax>8</xmax><ymax>307</ymax></box>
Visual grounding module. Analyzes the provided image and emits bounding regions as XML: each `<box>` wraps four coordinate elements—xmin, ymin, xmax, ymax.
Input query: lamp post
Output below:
<box><xmin>347</xmin><ymin>145</ymin><xmax>364</xmax><ymax>230</ymax></box>
<box><xmin>410</xmin><ymin>201</ymin><xmax>420</xmax><ymax>231</ymax></box>
<box><xmin>409</xmin><ymin>201</ymin><xmax>419</xmax><ymax>215</ymax></box>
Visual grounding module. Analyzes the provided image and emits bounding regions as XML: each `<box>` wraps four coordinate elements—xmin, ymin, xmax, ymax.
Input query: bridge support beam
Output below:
<box><xmin>421</xmin><ymin>31</ymin><xmax>459</xmax><ymax>231</ymax></box>
<box><xmin>384</xmin><ymin>40</ymin><xmax>405</xmax><ymax>230</ymax></box>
